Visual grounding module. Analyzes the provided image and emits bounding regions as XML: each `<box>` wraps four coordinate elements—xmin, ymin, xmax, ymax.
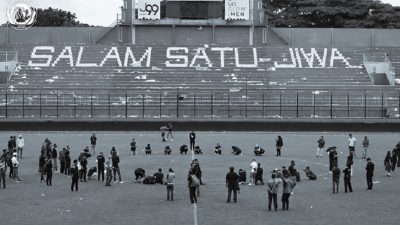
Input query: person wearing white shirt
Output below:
<box><xmin>16</xmin><ymin>135</ymin><xmax>24</xmax><ymax>158</ymax></box>
<box><xmin>11</xmin><ymin>153</ymin><xmax>20</xmax><ymax>182</ymax></box>
<box><xmin>348</xmin><ymin>134</ymin><xmax>357</xmax><ymax>158</ymax></box>
<box><xmin>249</xmin><ymin>159</ymin><xmax>258</xmax><ymax>185</ymax></box>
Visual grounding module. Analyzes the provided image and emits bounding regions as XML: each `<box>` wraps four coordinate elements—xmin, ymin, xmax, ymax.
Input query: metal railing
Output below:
<box><xmin>0</xmin><ymin>89</ymin><xmax>399</xmax><ymax>119</ymax></box>
<box><xmin>363</xmin><ymin>52</ymin><xmax>396</xmax><ymax>86</ymax></box>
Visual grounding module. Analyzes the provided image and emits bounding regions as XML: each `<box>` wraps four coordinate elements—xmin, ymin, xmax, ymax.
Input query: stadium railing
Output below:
<box><xmin>0</xmin><ymin>88</ymin><xmax>399</xmax><ymax>119</ymax></box>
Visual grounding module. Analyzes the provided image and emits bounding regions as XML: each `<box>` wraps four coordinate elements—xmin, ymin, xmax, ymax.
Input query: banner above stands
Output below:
<box><xmin>138</xmin><ymin>0</ymin><xmax>161</xmax><ymax>20</ymax></box>
<box><xmin>225</xmin><ymin>0</ymin><xmax>249</xmax><ymax>20</ymax></box>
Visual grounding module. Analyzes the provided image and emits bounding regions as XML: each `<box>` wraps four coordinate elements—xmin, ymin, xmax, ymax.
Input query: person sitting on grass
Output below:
<box><xmin>214</xmin><ymin>143</ymin><xmax>222</xmax><ymax>155</ymax></box>
<box><xmin>164</xmin><ymin>145</ymin><xmax>172</xmax><ymax>155</ymax></box>
<box><xmin>254</xmin><ymin>144</ymin><xmax>265</xmax><ymax>156</ymax></box>
<box><xmin>144</xmin><ymin>144</ymin><xmax>152</xmax><ymax>155</ymax></box>
<box><xmin>194</xmin><ymin>145</ymin><xmax>203</xmax><ymax>155</ymax></box>
<box><xmin>134</xmin><ymin>168</ymin><xmax>145</xmax><ymax>183</ymax></box>
<box><xmin>154</xmin><ymin>168</ymin><xmax>164</xmax><ymax>184</ymax></box>
<box><xmin>304</xmin><ymin>167</ymin><xmax>317</xmax><ymax>180</ymax></box>
<box><xmin>231</xmin><ymin>146</ymin><xmax>242</xmax><ymax>155</ymax></box>
<box><xmin>180</xmin><ymin>145</ymin><xmax>188</xmax><ymax>155</ymax></box>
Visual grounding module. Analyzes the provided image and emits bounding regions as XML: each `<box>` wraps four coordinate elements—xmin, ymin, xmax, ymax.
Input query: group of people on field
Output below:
<box><xmin>1</xmin><ymin>131</ymin><xmax>399</xmax><ymax>213</ymax></box>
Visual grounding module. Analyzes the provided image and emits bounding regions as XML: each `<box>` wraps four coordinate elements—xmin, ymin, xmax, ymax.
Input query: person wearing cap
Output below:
<box><xmin>130</xmin><ymin>138</ymin><xmax>137</xmax><ymax>155</ymax></box>
<box><xmin>226</xmin><ymin>166</ymin><xmax>239</xmax><ymax>203</ymax></box>
<box><xmin>97</xmin><ymin>152</ymin><xmax>105</xmax><ymax>182</ymax></box>
<box><xmin>11</xmin><ymin>152</ymin><xmax>20</xmax><ymax>182</ymax></box>
<box><xmin>16</xmin><ymin>135</ymin><xmax>24</xmax><ymax>159</ymax></box>
<box><xmin>304</xmin><ymin>167</ymin><xmax>317</xmax><ymax>180</ymax></box>
<box><xmin>71</xmin><ymin>159</ymin><xmax>79</xmax><ymax>191</ymax></box>
<box><xmin>90</xmin><ymin>133</ymin><xmax>97</xmax><ymax>155</ymax></box>
<box><xmin>365</xmin><ymin>157</ymin><xmax>374</xmax><ymax>190</ymax></box>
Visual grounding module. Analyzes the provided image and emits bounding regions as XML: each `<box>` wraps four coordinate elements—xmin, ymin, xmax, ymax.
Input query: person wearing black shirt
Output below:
<box><xmin>64</xmin><ymin>147</ymin><xmax>71</xmax><ymax>175</ymax></box>
<box><xmin>255</xmin><ymin>163</ymin><xmax>264</xmax><ymax>185</ymax></box>
<box><xmin>97</xmin><ymin>152</ymin><xmax>105</xmax><ymax>182</ymax></box>
<box><xmin>226</xmin><ymin>167</ymin><xmax>239</xmax><ymax>203</ymax></box>
<box><xmin>153</xmin><ymin>168</ymin><xmax>164</xmax><ymax>184</ymax></box>
<box><xmin>365</xmin><ymin>158</ymin><xmax>374</xmax><ymax>190</ymax></box>
<box><xmin>112</xmin><ymin>150</ymin><xmax>122</xmax><ymax>183</ymax></box>
<box><xmin>180</xmin><ymin>145</ymin><xmax>189</xmax><ymax>155</ymax></box>
<box><xmin>90</xmin><ymin>133</ymin><xmax>97</xmax><ymax>155</ymax></box>
<box><xmin>130</xmin><ymin>138</ymin><xmax>137</xmax><ymax>155</ymax></box>
<box><xmin>45</xmin><ymin>158</ymin><xmax>53</xmax><ymax>186</ymax></box>
<box><xmin>276</xmin><ymin>136</ymin><xmax>283</xmax><ymax>156</ymax></box>
<box><xmin>71</xmin><ymin>160</ymin><xmax>79</xmax><ymax>191</ymax></box>
<box><xmin>343</xmin><ymin>165</ymin><xmax>352</xmax><ymax>193</ymax></box>
<box><xmin>135</xmin><ymin>168</ymin><xmax>146</xmax><ymax>182</ymax></box>
<box><xmin>189</xmin><ymin>131</ymin><xmax>196</xmax><ymax>151</ymax></box>
<box><xmin>79</xmin><ymin>156</ymin><xmax>88</xmax><ymax>182</ymax></box>
<box><xmin>39</xmin><ymin>154</ymin><xmax>45</xmax><ymax>183</ymax></box>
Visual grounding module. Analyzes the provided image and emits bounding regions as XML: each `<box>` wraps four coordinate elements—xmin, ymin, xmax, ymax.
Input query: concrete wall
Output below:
<box><xmin>1</xmin><ymin>26</ymin><xmax>400</xmax><ymax>47</ymax></box>
<box><xmin>135</xmin><ymin>26</ymin><xmax>173</xmax><ymax>45</ymax></box>
<box><xmin>175</xmin><ymin>26</ymin><xmax>213</xmax><ymax>45</ymax></box>
<box><xmin>214</xmin><ymin>26</ymin><xmax>249</xmax><ymax>45</ymax></box>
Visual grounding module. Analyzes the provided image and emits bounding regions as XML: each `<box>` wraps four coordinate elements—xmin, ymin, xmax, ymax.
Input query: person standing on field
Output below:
<box><xmin>189</xmin><ymin>131</ymin><xmax>196</xmax><ymax>151</ymax></box>
<box><xmin>166</xmin><ymin>168</ymin><xmax>175</xmax><ymax>201</ymax></box>
<box><xmin>362</xmin><ymin>136</ymin><xmax>369</xmax><ymax>159</ymax></box>
<box><xmin>90</xmin><ymin>133</ymin><xmax>97</xmax><ymax>155</ymax></box>
<box><xmin>276</xmin><ymin>136</ymin><xmax>283</xmax><ymax>156</ymax></box>
<box><xmin>267</xmin><ymin>173</ymin><xmax>281</xmax><ymax>211</ymax></box>
<box><xmin>317</xmin><ymin>136</ymin><xmax>325</xmax><ymax>157</ymax></box>
<box><xmin>226</xmin><ymin>166</ymin><xmax>239</xmax><ymax>203</ymax></box>
<box><xmin>16</xmin><ymin>135</ymin><xmax>24</xmax><ymax>159</ymax></box>
<box><xmin>348</xmin><ymin>134</ymin><xmax>357</xmax><ymax>158</ymax></box>
<box><xmin>365</xmin><ymin>158</ymin><xmax>374</xmax><ymax>190</ymax></box>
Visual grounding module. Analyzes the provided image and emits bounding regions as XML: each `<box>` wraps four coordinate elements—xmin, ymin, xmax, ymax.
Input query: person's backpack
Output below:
<box><xmin>191</xmin><ymin>175</ymin><xmax>200</xmax><ymax>187</ymax></box>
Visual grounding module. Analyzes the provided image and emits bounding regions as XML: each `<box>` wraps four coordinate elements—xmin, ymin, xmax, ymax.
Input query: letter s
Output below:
<box><xmin>28</xmin><ymin>46</ymin><xmax>55</xmax><ymax>67</ymax></box>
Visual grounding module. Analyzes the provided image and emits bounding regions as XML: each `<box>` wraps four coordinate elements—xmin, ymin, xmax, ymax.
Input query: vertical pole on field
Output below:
<box><xmin>193</xmin><ymin>92</ymin><xmax>196</xmax><ymax>119</ymax></box>
<box><xmin>262</xmin><ymin>93</ymin><xmax>265</xmax><ymax>118</ymax></box>
<box><xmin>364</xmin><ymin>91</ymin><xmax>367</xmax><ymax>118</ymax></box>
<box><xmin>228</xmin><ymin>92</ymin><xmax>231</xmax><ymax>118</ymax></box>
<box><xmin>296</xmin><ymin>94</ymin><xmax>299</xmax><ymax>118</ymax></box>
<box><xmin>176</xmin><ymin>94</ymin><xmax>179</xmax><ymax>118</ymax></box>
<box><xmin>142</xmin><ymin>94</ymin><xmax>145</xmax><ymax>118</ymax></box>
<box><xmin>347</xmin><ymin>92</ymin><xmax>350</xmax><ymax>118</ymax></box>
<box><xmin>74</xmin><ymin>95</ymin><xmax>76</xmax><ymax>117</ymax></box>
<box><xmin>108</xmin><ymin>91</ymin><xmax>111</xmax><ymax>118</ymax></box>
<box><xmin>279</xmin><ymin>93</ymin><xmax>282</xmax><ymax>117</ymax></box>
<box><xmin>381</xmin><ymin>92</ymin><xmax>384</xmax><ymax>118</ymax></box>
<box><xmin>5</xmin><ymin>90</ymin><xmax>8</xmax><ymax>118</ymax></box>
<box><xmin>22</xmin><ymin>90</ymin><xmax>25</xmax><ymax>118</ymax></box>
<box><xmin>159</xmin><ymin>93</ymin><xmax>162</xmax><ymax>118</ymax></box>
<box><xmin>313</xmin><ymin>94</ymin><xmax>316</xmax><ymax>117</ymax></box>
<box><xmin>90</xmin><ymin>90</ymin><xmax>93</xmax><ymax>118</ymax></box>
<box><xmin>125</xmin><ymin>91</ymin><xmax>128</xmax><ymax>119</ymax></box>
<box><xmin>39</xmin><ymin>90</ymin><xmax>42</xmax><ymax>118</ymax></box>
<box><xmin>56</xmin><ymin>91</ymin><xmax>58</xmax><ymax>118</ymax></box>
<box><xmin>330</xmin><ymin>93</ymin><xmax>333</xmax><ymax>119</ymax></box>
<box><xmin>211</xmin><ymin>93</ymin><xmax>214</xmax><ymax>119</ymax></box>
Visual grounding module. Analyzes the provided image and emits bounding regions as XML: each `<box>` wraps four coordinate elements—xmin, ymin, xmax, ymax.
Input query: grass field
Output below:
<box><xmin>1</xmin><ymin>131</ymin><xmax>399</xmax><ymax>225</ymax></box>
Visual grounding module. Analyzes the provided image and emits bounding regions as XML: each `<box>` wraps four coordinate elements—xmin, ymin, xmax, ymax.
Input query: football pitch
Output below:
<box><xmin>1</xmin><ymin>131</ymin><xmax>399</xmax><ymax>225</ymax></box>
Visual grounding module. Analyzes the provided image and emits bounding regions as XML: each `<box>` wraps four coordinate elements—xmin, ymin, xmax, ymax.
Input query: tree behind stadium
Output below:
<box><xmin>265</xmin><ymin>0</ymin><xmax>400</xmax><ymax>28</ymax></box>
<box><xmin>33</xmin><ymin>7</ymin><xmax>90</xmax><ymax>27</ymax></box>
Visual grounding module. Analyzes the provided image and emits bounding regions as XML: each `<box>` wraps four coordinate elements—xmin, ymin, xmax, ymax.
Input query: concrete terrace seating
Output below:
<box><xmin>4</xmin><ymin>45</ymin><xmax>399</xmax><ymax>92</ymax></box>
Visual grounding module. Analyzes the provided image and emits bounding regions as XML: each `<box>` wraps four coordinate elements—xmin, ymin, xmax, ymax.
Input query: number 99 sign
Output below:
<box><xmin>138</xmin><ymin>0</ymin><xmax>160</xmax><ymax>19</ymax></box>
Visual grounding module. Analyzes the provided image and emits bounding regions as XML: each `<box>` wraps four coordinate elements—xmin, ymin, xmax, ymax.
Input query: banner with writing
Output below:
<box><xmin>138</xmin><ymin>0</ymin><xmax>161</xmax><ymax>20</ymax></box>
<box><xmin>225</xmin><ymin>0</ymin><xmax>249</xmax><ymax>20</ymax></box>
